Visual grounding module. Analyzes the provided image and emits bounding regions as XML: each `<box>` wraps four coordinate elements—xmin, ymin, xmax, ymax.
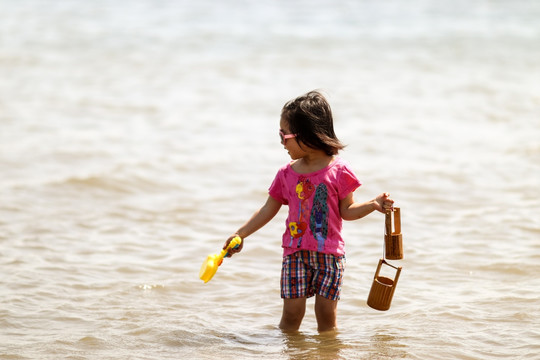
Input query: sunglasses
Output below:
<box><xmin>279</xmin><ymin>129</ymin><xmax>297</xmax><ymax>143</ymax></box>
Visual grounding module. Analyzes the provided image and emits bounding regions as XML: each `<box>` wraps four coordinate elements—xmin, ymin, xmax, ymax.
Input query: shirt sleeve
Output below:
<box><xmin>337</xmin><ymin>164</ymin><xmax>362</xmax><ymax>200</ymax></box>
<box><xmin>268</xmin><ymin>167</ymin><xmax>288</xmax><ymax>205</ymax></box>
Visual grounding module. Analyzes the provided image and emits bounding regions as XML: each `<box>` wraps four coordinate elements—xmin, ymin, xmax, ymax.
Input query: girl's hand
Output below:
<box><xmin>374</xmin><ymin>192</ymin><xmax>394</xmax><ymax>213</ymax></box>
<box><xmin>223</xmin><ymin>234</ymin><xmax>243</xmax><ymax>257</ymax></box>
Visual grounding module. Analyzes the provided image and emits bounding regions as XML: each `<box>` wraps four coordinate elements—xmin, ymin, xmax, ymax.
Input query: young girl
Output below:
<box><xmin>223</xmin><ymin>90</ymin><xmax>394</xmax><ymax>332</ymax></box>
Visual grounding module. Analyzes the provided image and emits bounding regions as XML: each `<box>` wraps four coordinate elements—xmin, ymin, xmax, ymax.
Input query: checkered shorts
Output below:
<box><xmin>281</xmin><ymin>250</ymin><xmax>345</xmax><ymax>301</ymax></box>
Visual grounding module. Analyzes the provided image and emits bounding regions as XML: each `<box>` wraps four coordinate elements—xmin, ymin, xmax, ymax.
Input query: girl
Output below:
<box><xmin>223</xmin><ymin>90</ymin><xmax>394</xmax><ymax>332</ymax></box>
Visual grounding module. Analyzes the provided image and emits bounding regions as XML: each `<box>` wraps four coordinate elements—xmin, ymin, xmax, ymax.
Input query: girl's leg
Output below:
<box><xmin>279</xmin><ymin>298</ymin><xmax>306</xmax><ymax>332</ymax></box>
<box><xmin>314</xmin><ymin>295</ymin><xmax>338</xmax><ymax>332</ymax></box>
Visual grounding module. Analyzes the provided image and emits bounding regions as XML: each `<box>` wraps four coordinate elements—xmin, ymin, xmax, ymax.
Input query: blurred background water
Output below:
<box><xmin>1</xmin><ymin>0</ymin><xmax>539</xmax><ymax>359</ymax></box>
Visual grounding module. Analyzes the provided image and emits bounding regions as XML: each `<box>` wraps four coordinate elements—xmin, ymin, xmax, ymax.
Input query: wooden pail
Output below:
<box><xmin>367</xmin><ymin>259</ymin><xmax>402</xmax><ymax>311</ymax></box>
<box><xmin>384</xmin><ymin>208</ymin><xmax>403</xmax><ymax>260</ymax></box>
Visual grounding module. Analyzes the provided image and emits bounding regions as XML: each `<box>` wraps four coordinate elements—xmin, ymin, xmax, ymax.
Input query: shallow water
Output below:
<box><xmin>1</xmin><ymin>0</ymin><xmax>539</xmax><ymax>359</ymax></box>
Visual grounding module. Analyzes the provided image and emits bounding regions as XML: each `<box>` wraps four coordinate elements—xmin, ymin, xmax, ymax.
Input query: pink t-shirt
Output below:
<box><xmin>268</xmin><ymin>157</ymin><xmax>361</xmax><ymax>257</ymax></box>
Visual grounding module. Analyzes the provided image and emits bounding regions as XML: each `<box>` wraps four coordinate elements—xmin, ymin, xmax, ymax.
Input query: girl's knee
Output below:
<box><xmin>315</xmin><ymin>296</ymin><xmax>338</xmax><ymax>331</ymax></box>
<box><xmin>279</xmin><ymin>310</ymin><xmax>304</xmax><ymax>331</ymax></box>
<box><xmin>280</xmin><ymin>298</ymin><xmax>306</xmax><ymax>331</ymax></box>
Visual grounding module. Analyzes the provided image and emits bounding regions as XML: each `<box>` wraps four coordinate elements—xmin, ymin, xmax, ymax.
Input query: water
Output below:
<box><xmin>1</xmin><ymin>0</ymin><xmax>539</xmax><ymax>359</ymax></box>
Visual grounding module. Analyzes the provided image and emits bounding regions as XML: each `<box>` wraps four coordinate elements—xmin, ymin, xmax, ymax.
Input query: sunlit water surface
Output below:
<box><xmin>1</xmin><ymin>0</ymin><xmax>539</xmax><ymax>359</ymax></box>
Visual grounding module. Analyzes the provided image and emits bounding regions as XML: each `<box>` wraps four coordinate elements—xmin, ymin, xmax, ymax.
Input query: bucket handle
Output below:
<box><xmin>385</xmin><ymin>208</ymin><xmax>401</xmax><ymax>236</ymax></box>
<box><xmin>374</xmin><ymin>259</ymin><xmax>402</xmax><ymax>284</ymax></box>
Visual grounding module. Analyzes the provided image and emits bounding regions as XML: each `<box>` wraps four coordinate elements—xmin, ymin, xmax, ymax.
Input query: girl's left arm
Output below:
<box><xmin>223</xmin><ymin>195</ymin><xmax>282</xmax><ymax>256</ymax></box>
<box><xmin>340</xmin><ymin>192</ymin><xmax>394</xmax><ymax>221</ymax></box>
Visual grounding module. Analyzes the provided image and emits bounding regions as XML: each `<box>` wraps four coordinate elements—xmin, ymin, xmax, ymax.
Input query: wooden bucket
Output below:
<box><xmin>367</xmin><ymin>259</ymin><xmax>402</xmax><ymax>311</ymax></box>
<box><xmin>385</xmin><ymin>208</ymin><xmax>403</xmax><ymax>260</ymax></box>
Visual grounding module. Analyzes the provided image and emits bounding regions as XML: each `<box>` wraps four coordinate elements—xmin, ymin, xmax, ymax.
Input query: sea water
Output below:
<box><xmin>1</xmin><ymin>0</ymin><xmax>539</xmax><ymax>359</ymax></box>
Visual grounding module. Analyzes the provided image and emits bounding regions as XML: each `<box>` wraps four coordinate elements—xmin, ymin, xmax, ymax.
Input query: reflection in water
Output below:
<box><xmin>367</xmin><ymin>332</ymin><xmax>408</xmax><ymax>359</ymax></box>
<box><xmin>282</xmin><ymin>331</ymin><xmax>345</xmax><ymax>360</ymax></box>
<box><xmin>280</xmin><ymin>329</ymin><xmax>408</xmax><ymax>360</ymax></box>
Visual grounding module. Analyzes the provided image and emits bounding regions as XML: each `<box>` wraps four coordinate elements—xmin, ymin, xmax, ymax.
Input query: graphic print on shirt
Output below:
<box><xmin>310</xmin><ymin>183</ymin><xmax>329</xmax><ymax>252</ymax></box>
<box><xmin>288</xmin><ymin>176</ymin><xmax>314</xmax><ymax>248</ymax></box>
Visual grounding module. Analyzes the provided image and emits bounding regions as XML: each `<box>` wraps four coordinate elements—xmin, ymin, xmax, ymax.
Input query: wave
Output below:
<box><xmin>47</xmin><ymin>171</ymin><xmax>178</xmax><ymax>195</ymax></box>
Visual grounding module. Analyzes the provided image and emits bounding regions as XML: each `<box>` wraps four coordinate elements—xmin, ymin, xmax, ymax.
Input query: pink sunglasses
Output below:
<box><xmin>279</xmin><ymin>129</ymin><xmax>297</xmax><ymax>143</ymax></box>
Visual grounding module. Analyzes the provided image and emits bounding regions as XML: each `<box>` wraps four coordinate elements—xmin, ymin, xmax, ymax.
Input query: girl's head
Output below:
<box><xmin>280</xmin><ymin>90</ymin><xmax>344</xmax><ymax>156</ymax></box>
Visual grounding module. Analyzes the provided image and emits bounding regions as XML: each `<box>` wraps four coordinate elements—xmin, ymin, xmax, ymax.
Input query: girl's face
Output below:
<box><xmin>280</xmin><ymin>116</ymin><xmax>306</xmax><ymax>160</ymax></box>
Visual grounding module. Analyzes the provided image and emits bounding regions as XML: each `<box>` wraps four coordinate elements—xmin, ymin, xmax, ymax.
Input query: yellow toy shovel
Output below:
<box><xmin>199</xmin><ymin>236</ymin><xmax>242</xmax><ymax>283</ymax></box>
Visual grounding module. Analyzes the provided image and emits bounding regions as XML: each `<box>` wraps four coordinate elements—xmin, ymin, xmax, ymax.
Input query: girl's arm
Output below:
<box><xmin>339</xmin><ymin>192</ymin><xmax>394</xmax><ymax>221</ymax></box>
<box><xmin>223</xmin><ymin>195</ymin><xmax>282</xmax><ymax>256</ymax></box>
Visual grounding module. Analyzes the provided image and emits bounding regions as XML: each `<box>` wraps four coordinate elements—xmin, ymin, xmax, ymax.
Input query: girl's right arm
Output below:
<box><xmin>223</xmin><ymin>195</ymin><xmax>282</xmax><ymax>256</ymax></box>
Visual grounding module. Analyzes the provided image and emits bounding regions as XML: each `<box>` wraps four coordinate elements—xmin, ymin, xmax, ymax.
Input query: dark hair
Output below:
<box><xmin>281</xmin><ymin>90</ymin><xmax>345</xmax><ymax>156</ymax></box>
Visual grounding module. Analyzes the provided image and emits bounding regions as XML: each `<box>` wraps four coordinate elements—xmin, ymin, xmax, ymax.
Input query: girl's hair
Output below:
<box><xmin>281</xmin><ymin>90</ymin><xmax>345</xmax><ymax>156</ymax></box>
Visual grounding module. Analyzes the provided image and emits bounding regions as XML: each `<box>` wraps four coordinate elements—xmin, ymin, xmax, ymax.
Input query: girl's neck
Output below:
<box><xmin>292</xmin><ymin>151</ymin><xmax>335</xmax><ymax>174</ymax></box>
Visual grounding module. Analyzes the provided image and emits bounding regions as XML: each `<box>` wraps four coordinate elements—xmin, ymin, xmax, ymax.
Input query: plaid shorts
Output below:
<box><xmin>281</xmin><ymin>250</ymin><xmax>345</xmax><ymax>301</ymax></box>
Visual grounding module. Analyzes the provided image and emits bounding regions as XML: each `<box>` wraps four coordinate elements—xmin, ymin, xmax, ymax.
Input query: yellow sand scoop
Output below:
<box><xmin>199</xmin><ymin>236</ymin><xmax>242</xmax><ymax>283</ymax></box>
